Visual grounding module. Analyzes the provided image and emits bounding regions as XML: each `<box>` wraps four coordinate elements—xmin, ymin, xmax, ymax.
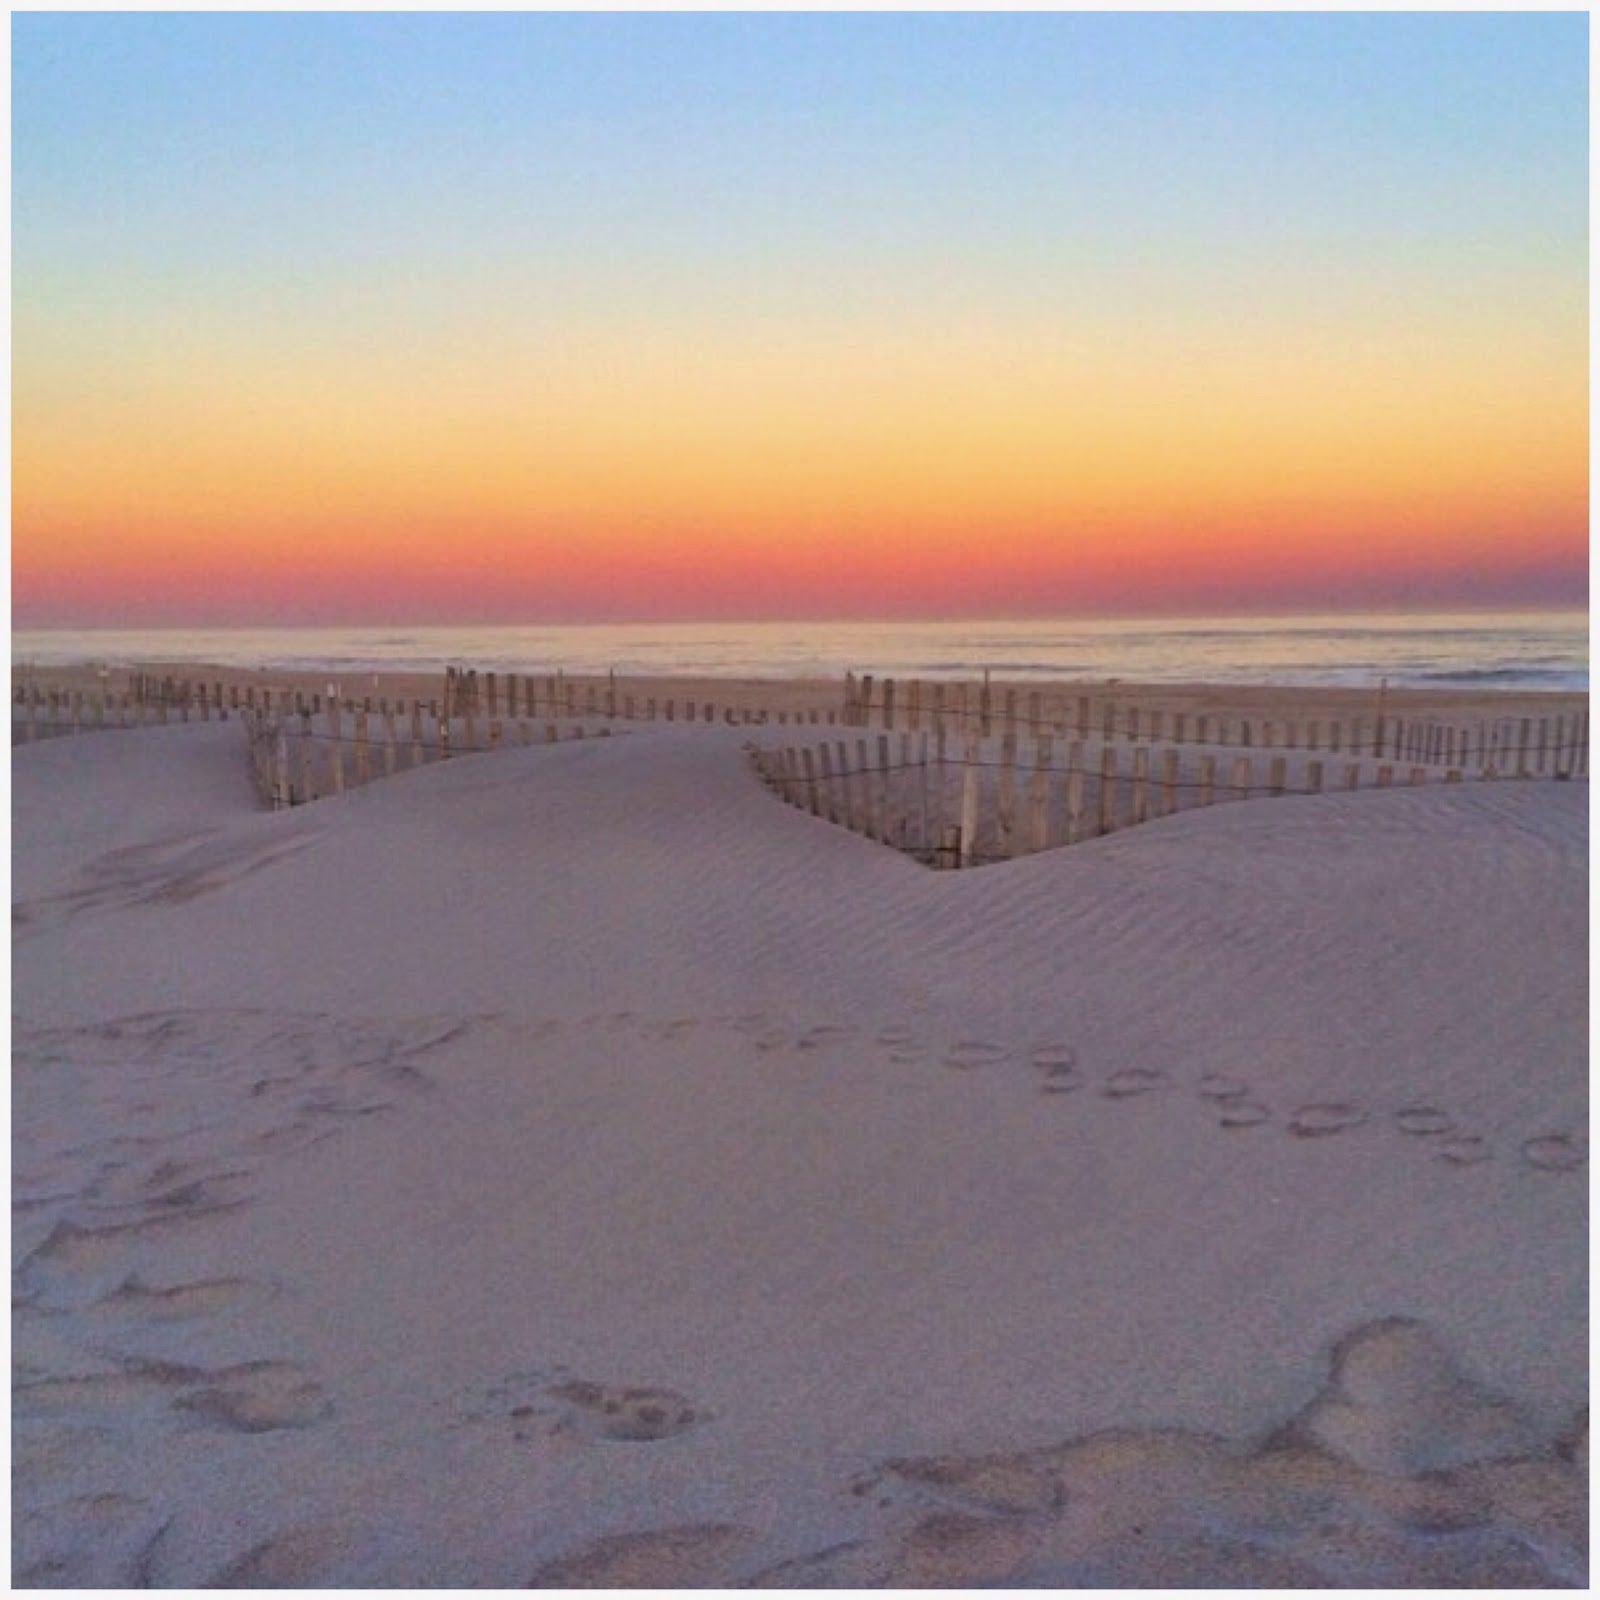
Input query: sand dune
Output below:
<box><xmin>12</xmin><ymin>714</ymin><xmax>1587</xmax><ymax>1585</ymax></box>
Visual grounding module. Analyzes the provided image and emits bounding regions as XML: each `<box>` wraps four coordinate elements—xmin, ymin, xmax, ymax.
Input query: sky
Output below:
<box><xmin>11</xmin><ymin>11</ymin><xmax>1590</xmax><ymax>627</ymax></box>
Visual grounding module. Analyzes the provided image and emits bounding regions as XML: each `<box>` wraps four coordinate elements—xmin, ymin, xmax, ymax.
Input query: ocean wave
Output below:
<box><xmin>1413</xmin><ymin>667</ymin><xmax>1586</xmax><ymax>684</ymax></box>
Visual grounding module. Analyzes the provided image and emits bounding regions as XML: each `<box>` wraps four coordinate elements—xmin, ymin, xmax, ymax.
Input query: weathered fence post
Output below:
<box><xmin>1131</xmin><ymin>746</ymin><xmax>1150</xmax><ymax>825</ymax></box>
<box><xmin>959</xmin><ymin>732</ymin><xmax>981</xmax><ymax>866</ymax></box>
<box><xmin>1052</xmin><ymin>746</ymin><xmax>1077</xmax><ymax>844</ymax></box>
<box><xmin>1230</xmin><ymin>755</ymin><xmax>1252</xmax><ymax>802</ymax></box>
<box><xmin>817</xmin><ymin>742</ymin><xmax>839</xmax><ymax>823</ymax></box>
<box><xmin>1098</xmin><ymin>744</ymin><xmax>1117</xmax><ymax>835</ymax></box>
<box><xmin>996</xmin><ymin>726</ymin><xmax>1018</xmax><ymax>857</ymax></box>
<box><xmin>328</xmin><ymin>694</ymin><xmax>346</xmax><ymax>794</ymax></box>
<box><xmin>274</xmin><ymin>722</ymin><xmax>292</xmax><ymax>810</ymax></box>
<box><xmin>299</xmin><ymin>711</ymin><xmax>315</xmax><ymax>801</ymax></box>
<box><xmin>1030</xmin><ymin>735</ymin><xmax>1053</xmax><ymax>852</ymax></box>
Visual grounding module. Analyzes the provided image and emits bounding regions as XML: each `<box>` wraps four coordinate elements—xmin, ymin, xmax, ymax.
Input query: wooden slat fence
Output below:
<box><xmin>837</xmin><ymin>673</ymin><xmax>1589</xmax><ymax>778</ymax></box>
<box><xmin>749</xmin><ymin>725</ymin><xmax>1583</xmax><ymax>869</ymax></box>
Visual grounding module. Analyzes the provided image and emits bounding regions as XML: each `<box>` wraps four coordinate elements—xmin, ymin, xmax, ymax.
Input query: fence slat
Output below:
<box><xmin>959</xmin><ymin>732</ymin><xmax>981</xmax><ymax>865</ymax></box>
<box><xmin>1030</xmin><ymin>735</ymin><xmax>1052</xmax><ymax>852</ymax></box>
<box><xmin>1098</xmin><ymin>745</ymin><xmax>1117</xmax><ymax>835</ymax></box>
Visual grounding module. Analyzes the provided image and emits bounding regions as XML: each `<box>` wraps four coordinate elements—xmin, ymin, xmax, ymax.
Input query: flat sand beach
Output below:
<box><xmin>11</xmin><ymin>673</ymin><xmax>1588</xmax><ymax>1586</ymax></box>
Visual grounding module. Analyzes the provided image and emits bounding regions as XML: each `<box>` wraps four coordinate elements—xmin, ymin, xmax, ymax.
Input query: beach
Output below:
<box><xmin>11</xmin><ymin>671</ymin><xmax>1588</xmax><ymax>1586</ymax></box>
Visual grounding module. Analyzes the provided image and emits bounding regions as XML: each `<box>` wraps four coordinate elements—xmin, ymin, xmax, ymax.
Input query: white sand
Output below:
<box><xmin>12</xmin><ymin>711</ymin><xmax>1588</xmax><ymax>1586</ymax></box>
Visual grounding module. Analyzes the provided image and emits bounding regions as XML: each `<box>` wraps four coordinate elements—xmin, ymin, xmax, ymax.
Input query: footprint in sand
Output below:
<box><xmin>85</xmin><ymin>1166</ymin><xmax>256</xmax><ymax>1222</ymax></box>
<box><xmin>1436</xmin><ymin>1135</ymin><xmax>1493</xmax><ymax>1167</ymax></box>
<box><xmin>1031</xmin><ymin>1046</ymin><xmax>1082</xmax><ymax>1094</ymax></box>
<box><xmin>19</xmin><ymin>1211</ymin><xmax>248</xmax><ymax>1296</ymax></box>
<box><xmin>638</xmin><ymin>1017</ymin><xmax>700</xmax><ymax>1044</ymax></box>
<box><xmin>853</xmin><ymin>1451</ymin><xmax>1065</xmax><ymax>1518</ymax></box>
<box><xmin>528</xmin><ymin>1523</ymin><xmax>752</xmax><ymax>1588</ymax></box>
<box><xmin>877</xmin><ymin>1028</ymin><xmax>928</xmax><ymax>1064</ymax></box>
<box><xmin>208</xmin><ymin>1524</ymin><xmax>362</xmax><ymax>1587</ymax></box>
<box><xmin>86</xmin><ymin>1274</ymin><xmax>269</xmax><ymax>1325</ymax></box>
<box><xmin>943</xmin><ymin>1041</ymin><xmax>1010</xmax><ymax>1070</ymax></box>
<box><xmin>1393</xmin><ymin>1106</ymin><xmax>1455</xmax><ymax>1137</ymax></box>
<box><xmin>14</xmin><ymin>1359</ymin><xmax>203</xmax><ymax>1420</ymax></box>
<box><xmin>1102</xmin><ymin>1067</ymin><xmax>1170</xmax><ymax>1099</ymax></box>
<box><xmin>174</xmin><ymin>1359</ymin><xmax>331</xmax><ymax>1433</ymax></box>
<box><xmin>1197</xmin><ymin>1073</ymin><xmax>1251</xmax><ymax>1102</ymax></box>
<box><xmin>1521</xmin><ymin>1135</ymin><xmax>1586</xmax><ymax>1173</ymax></box>
<box><xmin>715</xmin><ymin>1013</ymin><xmax>790</xmax><ymax>1052</ymax></box>
<box><xmin>13</xmin><ymin>1492</ymin><xmax>170</xmax><ymax>1589</ymax></box>
<box><xmin>796</xmin><ymin>1025</ymin><xmax>856</xmax><ymax>1051</ymax></box>
<box><xmin>1218</xmin><ymin>1100</ymin><xmax>1272</xmax><ymax>1129</ymax></box>
<box><xmin>1288</xmin><ymin>1104</ymin><xmax>1368</xmax><ymax>1138</ymax></box>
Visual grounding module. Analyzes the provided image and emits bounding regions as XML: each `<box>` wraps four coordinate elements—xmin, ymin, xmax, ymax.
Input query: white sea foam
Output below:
<box><xmin>11</xmin><ymin>608</ymin><xmax>1589</xmax><ymax>691</ymax></box>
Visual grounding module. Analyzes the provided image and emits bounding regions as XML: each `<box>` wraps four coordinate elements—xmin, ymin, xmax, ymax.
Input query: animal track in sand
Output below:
<box><xmin>1393</xmin><ymin>1105</ymin><xmax>1455</xmax><ymax>1137</ymax></box>
<box><xmin>1102</xmin><ymin>1067</ymin><xmax>1170</xmax><ymax>1098</ymax></box>
<box><xmin>1521</xmin><ymin>1134</ymin><xmax>1586</xmax><ymax>1172</ymax></box>
<box><xmin>1288</xmin><ymin>1103</ymin><xmax>1368</xmax><ymax>1138</ymax></box>
<box><xmin>542</xmin><ymin>1380</ymin><xmax>705</xmax><ymax>1442</ymax></box>
<box><xmin>470</xmin><ymin>1370</ymin><xmax>707</xmax><ymax>1447</ymax></box>
<box><xmin>1197</xmin><ymin>1073</ymin><xmax>1251</xmax><ymax>1102</ymax></box>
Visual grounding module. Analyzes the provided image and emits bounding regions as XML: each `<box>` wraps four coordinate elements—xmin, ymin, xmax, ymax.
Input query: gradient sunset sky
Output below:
<box><xmin>12</xmin><ymin>11</ymin><xmax>1589</xmax><ymax>627</ymax></box>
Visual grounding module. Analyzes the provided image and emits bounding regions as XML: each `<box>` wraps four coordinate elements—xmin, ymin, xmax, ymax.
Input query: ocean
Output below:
<box><xmin>10</xmin><ymin>610</ymin><xmax>1588</xmax><ymax>693</ymax></box>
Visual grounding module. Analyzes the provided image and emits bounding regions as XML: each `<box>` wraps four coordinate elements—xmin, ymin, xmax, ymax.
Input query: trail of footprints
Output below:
<box><xmin>13</xmin><ymin>1004</ymin><xmax>1582</xmax><ymax>1584</ymax></box>
<box><xmin>702</xmin><ymin>1012</ymin><xmax>1584</xmax><ymax>1179</ymax></box>
<box><xmin>12</xmin><ymin>1005</ymin><xmax>483</xmax><ymax>1587</ymax></box>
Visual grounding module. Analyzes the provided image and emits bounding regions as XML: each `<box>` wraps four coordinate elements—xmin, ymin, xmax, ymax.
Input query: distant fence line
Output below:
<box><xmin>237</xmin><ymin>683</ymin><xmax>848</xmax><ymax>810</ymax></box>
<box><xmin>14</xmin><ymin>665</ymin><xmax>1589</xmax><ymax>805</ymax></box>
<box><xmin>749</xmin><ymin>726</ymin><xmax>1583</xmax><ymax>870</ymax></box>
<box><xmin>10</xmin><ymin>668</ymin><xmax>844</xmax><ymax>755</ymax></box>
<box><xmin>839</xmin><ymin>672</ymin><xmax>1589</xmax><ymax>778</ymax></box>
